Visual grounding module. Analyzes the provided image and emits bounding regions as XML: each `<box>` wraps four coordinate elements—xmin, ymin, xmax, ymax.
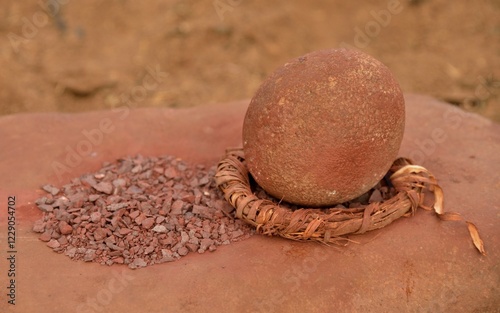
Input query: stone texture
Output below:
<box><xmin>58</xmin><ymin>221</ymin><xmax>73</xmax><ymax>235</ymax></box>
<box><xmin>243</xmin><ymin>49</ymin><xmax>405</xmax><ymax>206</ymax></box>
<box><xmin>32</xmin><ymin>154</ymin><xmax>253</xmax><ymax>268</ymax></box>
<box><xmin>93</xmin><ymin>181</ymin><xmax>113</xmax><ymax>194</ymax></box>
<box><xmin>32</xmin><ymin>220</ymin><xmax>45</xmax><ymax>233</ymax></box>
<box><xmin>0</xmin><ymin>97</ymin><xmax>498</xmax><ymax>312</ymax></box>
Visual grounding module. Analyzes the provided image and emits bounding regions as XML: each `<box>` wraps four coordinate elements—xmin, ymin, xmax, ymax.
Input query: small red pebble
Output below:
<box><xmin>59</xmin><ymin>221</ymin><xmax>73</xmax><ymax>235</ymax></box>
<box><xmin>32</xmin><ymin>219</ymin><xmax>46</xmax><ymax>233</ymax></box>
<box><xmin>93</xmin><ymin>228</ymin><xmax>107</xmax><ymax>241</ymax></box>
<box><xmin>119</xmin><ymin>228</ymin><xmax>133</xmax><ymax>235</ymax></box>
<box><xmin>112</xmin><ymin>257</ymin><xmax>124</xmax><ymax>264</ymax></box>
<box><xmin>164</xmin><ymin>167</ymin><xmax>178</xmax><ymax>179</ymax></box>
<box><xmin>129</xmin><ymin>210</ymin><xmax>140</xmax><ymax>219</ymax></box>
<box><xmin>177</xmin><ymin>246</ymin><xmax>189</xmax><ymax>256</ymax></box>
<box><xmin>94</xmin><ymin>182</ymin><xmax>113</xmax><ymax>194</ymax></box>
<box><xmin>46</xmin><ymin>239</ymin><xmax>61</xmax><ymax>249</ymax></box>
<box><xmin>39</xmin><ymin>231</ymin><xmax>52</xmax><ymax>242</ymax></box>
<box><xmin>90</xmin><ymin>212</ymin><xmax>102</xmax><ymax>223</ymax></box>
<box><xmin>171</xmin><ymin>200</ymin><xmax>184</xmax><ymax>215</ymax></box>
<box><xmin>141</xmin><ymin>218</ymin><xmax>155</xmax><ymax>229</ymax></box>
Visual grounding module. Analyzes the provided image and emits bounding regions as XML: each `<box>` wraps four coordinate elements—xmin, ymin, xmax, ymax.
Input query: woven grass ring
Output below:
<box><xmin>215</xmin><ymin>148</ymin><xmax>485</xmax><ymax>254</ymax></box>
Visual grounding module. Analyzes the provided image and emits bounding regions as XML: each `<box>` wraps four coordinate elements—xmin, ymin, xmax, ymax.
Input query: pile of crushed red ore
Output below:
<box><xmin>33</xmin><ymin>155</ymin><xmax>254</xmax><ymax>269</ymax></box>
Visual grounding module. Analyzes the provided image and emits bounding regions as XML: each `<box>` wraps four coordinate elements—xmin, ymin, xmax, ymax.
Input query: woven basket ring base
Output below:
<box><xmin>214</xmin><ymin>148</ymin><xmax>485</xmax><ymax>254</ymax></box>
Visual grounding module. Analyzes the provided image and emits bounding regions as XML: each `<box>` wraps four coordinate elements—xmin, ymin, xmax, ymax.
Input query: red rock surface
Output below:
<box><xmin>0</xmin><ymin>96</ymin><xmax>499</xmax><ymax>312</ymax></box>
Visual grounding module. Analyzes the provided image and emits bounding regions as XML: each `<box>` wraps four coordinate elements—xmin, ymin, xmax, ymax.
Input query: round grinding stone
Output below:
<box><xmin>242</xmin><ymin>48</ymin><xmax>405</xmax><ymax>206</ymax></box>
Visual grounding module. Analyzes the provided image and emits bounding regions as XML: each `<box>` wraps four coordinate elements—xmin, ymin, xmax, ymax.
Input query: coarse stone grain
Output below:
<box><xmin>88</xmin><ymin>194</ymin><xmax>100</xmax><ymax>202</ymax></box>
<box><xmin>32</xmin><ymin>220</ymin><xmax>46</xmax><ymax>233</ymax></box>
<box><xmin>42</xmin><ymin>184</ymin><xmax>60</xmax><ymax>196</ymax></box>
<box><xmin>170</xmin><ymin>200</ymin><xmax>184</xmax><ymax>215</ymax></box>
<box><xmin>84</xmin><ymin>249</ymin><xmax>96</xmax><ymax>262</ymax></box>
<box><xmin>243</xmin><ymin>48</ymin><xmax>405</xmax><ymax>206</ymax></box>
<box><xmin>141</xmin><ymin>218</ymin><xmax>155</xmax><ymax>229</ymax></box>
<box><xmin>46</xmin><ymin>239</ymin><xmax>60</xmax><ymax>249</ymax></box>
<box><xmin>59</xmin><ymin>221</ymin><xmax>73</xmax><ymax>235</ymax></box>
<box><xmin>38</xmin><ymin>204</ymin><xmax>53</xmax><ymax>213</ymax></box>
<box><xmin>152</xmin><ymin>225</ymin><xmax>167</xmax><ymax>233</ymax></box>
<box><xmin>93</xmin><ymin>182</ymin><xmax>113</xmax><ymax>194</ymax></box>
<box><xmin>90</xmin><ymin>212</ymin><xmax>101</xmax><ymax>223</ymax></box>
<box><xmin>39</xmin><ymin>231</ymin><xmax>52</xmax><ymax>242</ymax></box>
<box><xmin>177</xmin><ymin>247</ymin><xmax>189</xmax><ymax>256</ymax></box>
<box><xmin>34</xmin><ymin>155</ymin><xmax>254</xmax><ymax>268</ymax></box>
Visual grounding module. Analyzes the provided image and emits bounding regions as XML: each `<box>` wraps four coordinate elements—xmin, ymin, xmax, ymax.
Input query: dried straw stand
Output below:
<box><xmin>215</xmin><ymin>149</ymin><xmax>485</xmax><ymax>254</ymax></box>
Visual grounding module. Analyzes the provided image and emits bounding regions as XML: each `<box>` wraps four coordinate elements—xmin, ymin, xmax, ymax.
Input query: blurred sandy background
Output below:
<box><xmin>1</xmin><ymin>0</ymin><xmax>499</xmax><ymax>121</ymax></box>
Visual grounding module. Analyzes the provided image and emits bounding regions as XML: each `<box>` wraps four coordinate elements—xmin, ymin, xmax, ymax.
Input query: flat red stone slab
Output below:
<box><xmin>0</xmin><ymin>95</ymin><xmax>499</xmax><ymax>312</ymax></box>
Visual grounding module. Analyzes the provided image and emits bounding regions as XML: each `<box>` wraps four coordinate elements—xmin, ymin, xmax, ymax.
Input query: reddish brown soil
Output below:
<box><xmin>1</xmin><ymin>1</ymin><xmax>499</xmax><ymax>120</ymax></box>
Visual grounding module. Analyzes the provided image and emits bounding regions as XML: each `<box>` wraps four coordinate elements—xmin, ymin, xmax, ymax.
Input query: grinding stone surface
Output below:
<box><xmin>243</xmin><ymin>49</ymin><xmax>405</xmax><ymax>206</ymax></box>
<box><xmin>0</xmin><ymin>95</ymin><xmax>499</xmax><ymax>313</ymax></box>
